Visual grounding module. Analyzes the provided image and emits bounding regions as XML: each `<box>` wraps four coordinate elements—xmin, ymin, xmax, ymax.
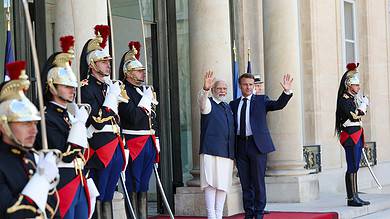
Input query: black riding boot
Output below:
<box><xmin>353</xmin><ymin>172</ymin><xmax>370</xmax><ymax>205</ymax></box>
<box><xmin>91</xmin><ymin>200</ymin><xmax>103</xmax><ymax>219</ymax></box>
<box><xmin>138</xmin><ymin>192</ymin><xmax>147</xmax><ymax>219</ymax></box>
<box><xmin>127</xmin><ymin>192</ymin><xmax>138</xmax><ymax>218</ymax></box>
<box><xmin>346</xmin><ymin>173</ymin><xmax>363</xmax><ymax>207</ymax></box>
<box><xmin>102</xmin><ymin>201</ymin><xmax>113</xmax><ymax>219</ymax></box>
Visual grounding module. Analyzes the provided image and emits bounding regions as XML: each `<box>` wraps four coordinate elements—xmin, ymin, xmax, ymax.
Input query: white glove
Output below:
<box><xmin>87</xmin><ymin>178</ymin><xmax>99</xmax><ymax>219</ymax></box>
<box><xmin>38</xmin><ymin>152</ymin><xmax>59</xmax><ymax>183</ymax></box>
<box><xmin>68</xmin><ymin>106</ymin><xmax>89</xmax><ymax>148</ymax></box>
<box><xmin>362</xmin><ymin>96</ymin><xmax>369</xmax><ymax>106</ymax></box>
<box><xmin>75</xmin><ymin>106</ymin><xmax>89</xmax><ymax>123</ymax></box>
<box><xmin>22</xmin><ymin>152</ymin><xmax>59</xmax><ymax>212</ymax></box>
<box><xmin>144</xmin><ymin>87</ymin><xmax>158</xmax><ymax>105</ymax></box>
<box><xmin>358</xmin><ymin>102</ymin><xmax>367</xmax><ymax>114</ymax></box>
<box><xmin>103</xmin><ymin>81</ymin><xmax>121</xmax><ymax>114</ymax></box>
<box><xmin>138</xmin><ymin>87</ymin><xmax>153</xmax><ymax>113</ymax></box>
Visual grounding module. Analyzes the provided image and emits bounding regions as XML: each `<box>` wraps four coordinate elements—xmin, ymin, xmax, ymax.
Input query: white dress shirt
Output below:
<box><xmin>197</xmin><ymin>89</ymin><xmax>222</xmax><ymax>114</ymax></box>
<box><xmin>237</xmin><ymin>94</ymin><xmax>253</xmax><ymax>136</ymax></box>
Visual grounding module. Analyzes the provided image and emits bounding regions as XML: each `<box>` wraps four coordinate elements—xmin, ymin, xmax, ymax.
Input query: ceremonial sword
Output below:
<box><xmin>21</xmin><ymin>0</ymin><xmax>48</xmax><ymax>151</ymax></box>
<box><xmin>154</xmin><ymin>164</ymin><xmax>174</xmax><ymax>219</ymax></box>
<box><xmin>136</xmin><ymin>0</ymin><xmax>173</xmax><ymax>216</ymax></box>
<box><xmin>105</xmin><ymin>0</ymin><xmax>138</xmax><ymax>217</ymax></box>
<box><xmin>361</xmin><ymin>148</ymin><xmax>382</xmax><ymax>190</ymax></box>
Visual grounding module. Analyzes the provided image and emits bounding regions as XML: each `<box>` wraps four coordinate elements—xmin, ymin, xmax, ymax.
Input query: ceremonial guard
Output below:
<box><xmin>80</xmin><ymin>25</ymin><xmax>127</xmax><ymax>218</ymax></box>
<box><xmin>253</xmin><ymin>75</ymin><xmax>264</xmax><ymax>95</ymax></box>
<box><xmin>0</xmin><ymin>61</ymin><xmax>60</xmax><ymax>218</ymax></box>
<box><xmin>118</xmin><ymin>41</ymin><xmax>159</xmax><ymax>219</ymax></box>
<box><xmin>37</xmin><ymin>35</ymin><xmax>98</xmax><ymax>218</ymax></box>
<box><xmin>335</xmin><ymin>63</ymin><xmax>370</xmax><ymax>207</ymax></box>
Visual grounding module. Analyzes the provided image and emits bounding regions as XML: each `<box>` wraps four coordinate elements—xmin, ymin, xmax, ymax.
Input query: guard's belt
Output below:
<box><xmin>57</xmin><ymin>158</ymin><xmax>84</xmax><ymax>170</ymax></box>
<box><xmin>343</xmin><ymin>119</ymin><xmax>362</xmax><ymax>127</ymax></box>
<box><xmin>122</xmin><ymin>129</ymin><xmax>155</xmax><ymax>136</ymax></box>
<box><xmin>88</xmin><ymin>124</ymin><xmax>120</xmax><ymax>135</ymax></box>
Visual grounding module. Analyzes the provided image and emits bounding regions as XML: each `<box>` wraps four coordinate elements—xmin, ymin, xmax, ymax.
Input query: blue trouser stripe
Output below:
<box><xmin>344</xmin><ymin>137</ymin><xmax>363</xmax><ymax>173</ymax></box>
<box><xmin>125</xmin><ymin>137</ymin><xmax>156</xmax><ymax>192</ymax></box>
<box><xmin>92</xmin><ymin>144</ymin><xmax>124</xmax><ymax>201</ymax></box>
<box><xmin>63</xmin><ymin>184</ymin><xmax>88</xmax><ymax>219</ymax></box>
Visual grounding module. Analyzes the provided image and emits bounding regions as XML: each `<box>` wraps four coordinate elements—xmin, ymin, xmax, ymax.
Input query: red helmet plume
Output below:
<box><xmin>128</xmin><ymin>41</ymin><xmax>141</xmax><ymax>60</ymax></box>
<box><xmin>94</xmin><ymin>25</ymin><xmax>110</xmax><ymax>49</ymax></box>
<box><xmin>6</xmin><ymin>61</ymin><xmax>26</xmax><ymax>80</ymax></box>
<box><xmin>346</xmin><ymin>63</ymin><xmax>359</xmax><ymax>71</ymax></box>
<box><xmin>60</xmin><ymin>35</ymin><xmax>75</xmax><ymax>53</ymax></box>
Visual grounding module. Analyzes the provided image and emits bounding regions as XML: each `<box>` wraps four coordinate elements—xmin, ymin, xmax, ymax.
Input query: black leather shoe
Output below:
<box><xmin>356</xmin><ymin>196</ymin><xmax>370</xmax><ymax>205</ymax></box>
<box><xmin>244</xmin><ymin>214</ymin><xmax>253</xmax><ymax>219</ymax></box>
<box><xmin>255</xmin><ymin>214</ymin><xmax>264</xmax><ymax>219</ymax></box>
<box><xmin>347</xmin><ymin>196</ymin><xmax>363</xmax><ymax>207</ymax></box>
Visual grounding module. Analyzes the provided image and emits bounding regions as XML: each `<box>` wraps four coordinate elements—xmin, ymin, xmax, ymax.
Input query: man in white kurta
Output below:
<box><xmin>198</xmin><ymin>71</ymin><xmax>235</xmax><ymax>219</ymax></box>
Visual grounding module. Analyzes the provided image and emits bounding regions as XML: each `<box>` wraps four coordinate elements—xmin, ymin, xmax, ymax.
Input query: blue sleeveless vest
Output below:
<box><xmin>199</xmin><ymin>97</ymin><xmax>234</xmax><ymax>159</ymax></box>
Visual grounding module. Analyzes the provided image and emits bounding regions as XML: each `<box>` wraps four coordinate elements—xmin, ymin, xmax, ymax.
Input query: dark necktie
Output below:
<box><xmin>240</xmin><ymin>98</ymin><xmax>247</xmax><ymax>137</ymax></box>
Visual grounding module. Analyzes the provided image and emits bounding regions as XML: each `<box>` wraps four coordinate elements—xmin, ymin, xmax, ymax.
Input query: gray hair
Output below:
<box><xmin>212</xmin><ymin>80</ymin><xmax>227</xmax><ymax>89</ymax></box>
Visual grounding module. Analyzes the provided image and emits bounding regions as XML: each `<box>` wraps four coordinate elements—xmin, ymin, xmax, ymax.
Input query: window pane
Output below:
<box><xmin>112</xmin><ymin>0</ymin><xmax>154</xmax><ymax>22</ymax></box>
<box><xmin>344</xmin><ymin>1</ymin><xmax>354</xmax><ymax>41</ymax></box>
<box><xmin>346</xmin><ymin>41</ymin><xmax>355</xmax><ymax>63</ymax></box>
<box><xmin>112</xmin><ymin>0</ymin><xmax>153</xmax><ymax>81</ymax></box>
<box><xmin>176</xmin><ymin>0</ymin><xmax>193</xmax><ymax>183</ymax></box>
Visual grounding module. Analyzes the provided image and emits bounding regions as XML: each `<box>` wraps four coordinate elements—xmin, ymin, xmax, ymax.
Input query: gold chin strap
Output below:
<box><xmin>0</xmin><ymin>117</ymin><xmax>28</xmax><ymax>152</ymax></box>
<box><xmin>47</xmin><ymin>79</ymin><xmax>58</xmax><ymax>97</ymax></box>
<box><xmin>90</xmin><ymin>61</ymin><xmax>109</xmax><ymax>77</ymax></box>
<box><xmin>47</xmin><ymin>81</ymin><xmax>74</xmax><ymax>103</ymax></box>
<box><xmin>126</xmin><ymin>70</ymin><xmax>143</xmax><ymax>86</ymax></box>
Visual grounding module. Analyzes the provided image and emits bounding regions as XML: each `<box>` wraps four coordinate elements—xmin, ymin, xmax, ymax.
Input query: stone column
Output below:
<box><xmin>233</xmin><ymin>0</ymin><xmax>265</xmax><ymax>77</ymax></box>
<box><xmin>54</xmin><ymin>1</ymin><xmax>126</xmax><ymax>217</ymax></box>
<box><xmin>186</xmin><ymin>0</ymin><xmax>233</xmax><ymax>187</ymax></box>
<box><xmin>262</xmin><ymin>0</ymin><xmax>319</xmax><ymax>202</ymax></box>
<box><xmin>174</xmin><ymin>0</ymin><xmax>243</xmax><ymax>216</ymax></box>
<box><xmin>54</xmin><ymin>0</ymin><xmax>108</xmax><ymax>76</ymax></box>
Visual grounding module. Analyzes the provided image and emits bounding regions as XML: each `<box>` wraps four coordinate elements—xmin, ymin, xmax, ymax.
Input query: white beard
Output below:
<box><xmin>214</xmin><ymin>95</ymin><xmax>226</xmax><ymax>102</ymax></box>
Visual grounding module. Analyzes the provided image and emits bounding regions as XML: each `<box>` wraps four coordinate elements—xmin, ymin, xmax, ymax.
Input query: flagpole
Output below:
<box><xmin>6</xmin><ymin>6</ymin><xmax>10</xmax><ymax>31</ymax></box>
<box><xmin>233</xmin><ymin>40</ymin><xmax>237</xmax><ymax>62</ymax></box>
<box><xmin>246</xmin><ymin>46</ymin><xmax>251</xmax><ymax>74</ymax></box>
<box><xmin>247</xmin><ymin>47</ymin><xmax>250</xmax><ymax>62</ymax></box>
<box><xmin>4</xmin><ymin>2</ymin><xmax>14</xmax><ymax>82</ymax></box>
<box><xmin>233</xmin><ymin>40</ymin><xmax>237</xmax><ymax>98</ymax></box>
<box><xmin>107</xmin><ymin>0</ymin><xmax>116</xmax><ymax>80</ymax></box>
<box><xmin>233</xmin><ymin>40</ymin><xmax>240</xmax><ymax>99</ymax></box>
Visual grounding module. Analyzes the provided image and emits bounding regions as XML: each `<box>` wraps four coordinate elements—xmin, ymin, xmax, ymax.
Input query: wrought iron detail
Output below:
<box><xmin>360</xmin><ymin>141</ymin><xmax>377</xmax><ymax>167</ymax></box>
<box><xmin>303</xmin><ymin>145</ymin><xmax>321</xmax><ymax>173</ymax></box>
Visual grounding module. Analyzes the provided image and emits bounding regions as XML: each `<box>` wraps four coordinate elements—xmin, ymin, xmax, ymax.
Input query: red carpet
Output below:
<box><xmin>150</xmin><ymin>211</ymin><xmax>338</xmax><ymax>219</ymax></box>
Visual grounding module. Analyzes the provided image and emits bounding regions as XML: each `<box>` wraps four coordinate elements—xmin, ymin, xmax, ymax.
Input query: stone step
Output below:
<box><xmin>118</xmin><ymin>186</ymin><xmax>390</xmax><ymax>218</ymax></box>
<box><xmin>266</xmin><ymin>185</ymin><xmax>390</xmax><ymax>219</ymax></box>
<box><xmin>113</xmin><ymin>191</ymin><xmax>127</xmax><ymax>219</ymax></box>
<box><xmin>356</xmin><ymin>208</ymin><xmax>390</xmax><ymax>219</ymax></box>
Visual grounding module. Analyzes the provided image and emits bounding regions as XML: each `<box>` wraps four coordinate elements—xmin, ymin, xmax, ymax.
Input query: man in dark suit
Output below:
<box><xmin>229</xmin><ymin>73</ymin><xmax>293</xmax><ymax>219</ymax></box>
